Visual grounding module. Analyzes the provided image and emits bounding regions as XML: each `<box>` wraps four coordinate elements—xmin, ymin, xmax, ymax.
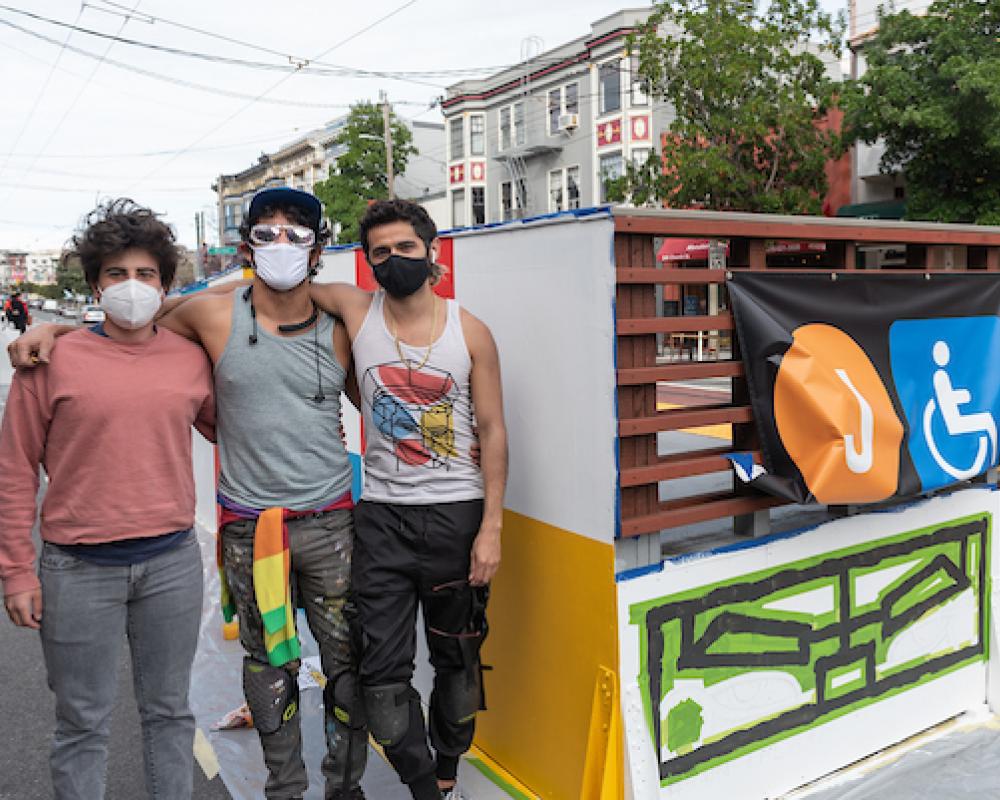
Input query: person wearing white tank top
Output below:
<box><xmin>310</xmin><ymin>200</ymin><xmax>508</xmax><ymax>800</ymax></box>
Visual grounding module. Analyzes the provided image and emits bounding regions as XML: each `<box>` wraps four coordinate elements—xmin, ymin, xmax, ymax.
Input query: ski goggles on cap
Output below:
<box><xmin>249</xmin><ymin>223</ymin><xmax>316</xmax><ymax>248</ymax></box>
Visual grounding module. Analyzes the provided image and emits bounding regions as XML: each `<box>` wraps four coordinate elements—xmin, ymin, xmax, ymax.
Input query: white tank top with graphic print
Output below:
<box><xmin>353</xmin><ymin>290</ymin><xmax>484</xmax><ymax>504</ymax></box>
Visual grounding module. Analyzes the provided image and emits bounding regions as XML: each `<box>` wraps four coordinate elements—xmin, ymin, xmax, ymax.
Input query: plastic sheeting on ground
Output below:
<box><xmin>798</xmin><ymin>713</ymin><xmax>1000</xmax><ymax>800</ymax></box>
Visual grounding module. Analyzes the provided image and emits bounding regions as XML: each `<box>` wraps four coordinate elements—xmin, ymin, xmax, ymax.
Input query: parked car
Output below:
<box><xmin>81</xmin><ymin>305</ymin><xmax>105</xmax><ymax>324</ymax></box>
<box><xmin>42</xmin><ymin>299</ymin><xmax>59</xmax><ymax>312</ymax></box>
<box><xmin>28</xmin><ymin>298</ymin><xmax>43</xmax><ymax>309</ymax></box>
<box><xmin>60</xmin><ymin>305</ymin><xmax>79</xmax><ymax>319</ymax></box>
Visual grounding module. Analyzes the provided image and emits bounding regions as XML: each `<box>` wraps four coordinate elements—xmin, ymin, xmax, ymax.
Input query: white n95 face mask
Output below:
<box><xmin>98</xmin><ymin>279</ymin><xmax>164</xmax><ymax>330</ymax></box>
<box><xmin>253</xmin><ymin>243</ymin><xmax>310</xmax><ymax>292</ymax></box>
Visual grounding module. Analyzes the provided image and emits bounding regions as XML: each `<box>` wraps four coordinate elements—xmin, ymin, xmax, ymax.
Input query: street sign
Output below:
<box><xmin>208</xmin><ymin>246</ymin><xmax>237</xmax><ymax>256</ymax></box>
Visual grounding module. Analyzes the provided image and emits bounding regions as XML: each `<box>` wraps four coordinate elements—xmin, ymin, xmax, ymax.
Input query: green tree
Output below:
<box><xmin>314</xmin><ymin>101</ymin><xmax>417</xmax><ymax>244</ymax></box>
<box><xmin>56</xmin><ymin>254</ymin><xmax>91</xmax><ymax>299</ymax></box>
<box><xmin>20</xmin><ymin>282</ymin><xmax>60</xmax><ymax>299</ymax></box>
<box><xmin>610</xmin><ymin>0</ymin><xmax>843</xmax><ymax>213</ymax></box>
<box><xmin>839</xmin><ymin>0</ymin><xmax>1000</xmax><ymax>224</ymax></box>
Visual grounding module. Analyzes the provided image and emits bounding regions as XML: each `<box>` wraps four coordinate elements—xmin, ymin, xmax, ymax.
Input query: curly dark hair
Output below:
<box><xmin>68</xmin><ymin>198</ymin><xmax>179</xmax><ymax>290</ymax></box>
<box><xmin>238</xmin><ymin>202</ymin><xmax>331</xmax><ymax>248</ymax></box>
<box><xmin>358</xmin><ymin>198</ymin><xmax>437</xmax><ymax>257</ymax></box>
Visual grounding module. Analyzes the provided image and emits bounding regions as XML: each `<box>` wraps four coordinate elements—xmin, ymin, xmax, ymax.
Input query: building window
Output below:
<box><xmin>450</xmin><ymin>117</ymin><xmax>465</xmax><ymax>161</ymax></box>
<box><xmin>566</xmin><ymin>82</ymin><xmax>579</xmax><ymax>115</ymax></box>
<box><xmin>600</xmin><ymin>60</ymin><xmax>622</xmax><ymax>115</ymax></box>
<box><xmin>548</xmin><ymin>166</ymin><xmax>581</xmax><ymax>211</ymax></box>
<box><xmin>499</xmin><ymin>107</ymin><xmax>511</xmax><ymax>151</ymax></box>
<box><xmin>632</xmin><ymin>148</ymin><xmax>653</xmax><ymax>169</ymax></box>
<box><xmin>599</xmin><ymin>152</ymin><xmax>624</xmax><ymax>203</ymax></box>
<box><xmin>471</xmin><ymin>187</ymin><xmax>485</xmax><ymax>225</ymax></box>
<box><xmin>547</xmin><ymin>82</ymin><xmax>581</xmax><ymax>135</ymax></box>
<box><xmin>499</xmin><ymin>102</ymin><xmax>526</xmax><ymax>150</ymax></box>
<box><xmin>500</xmin><ymin>181</ymin><xmax>513</xmax><ymax>221</ymax></box>
<box><xmin>224</xmin><ymin>202</ymin><xmax>241</xmax><ymax>231</ymax></box>
<box><xmin>470</xmin><ymin>115</ymin><xmax>485</xmax><ymax>156</ymax></box>
<box><xmin>452</xmin><ymin>188</ymin><xmax>466</xmax><ymax>228</ymax></box>
<box><xmin>514</xmin><ymin>101</ymin><xmax>526</xmax><ymax>146</ymax></box>
<box><xmin>548</xmin><ymin>89</ymin><xmax>561</xmax><ymax>135</ymax></box>
<box><xmin>630</xmin><ymin>55</ymin><xmax>648</xmax><ymax>106</ymax></box>
<box><xmin>515</xmin><ymin>177</ymin><xmax>527</xmax><ymax>214</ymax></box>
<box><xmin>567</xmin><ymin>166</ymin><xmax>581</xmax><ymax>209</ymax></box>
<box><xmin>549</xmin><ymin>169</ymin><xmax>564</xmax><ymax>212</ymax></box>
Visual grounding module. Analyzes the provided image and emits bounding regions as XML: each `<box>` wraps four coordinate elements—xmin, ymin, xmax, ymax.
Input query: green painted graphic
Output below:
<box><xmin>629</xmin><ymin>514</ymin><xmax>991</xmax><ymax>785</ymax></box>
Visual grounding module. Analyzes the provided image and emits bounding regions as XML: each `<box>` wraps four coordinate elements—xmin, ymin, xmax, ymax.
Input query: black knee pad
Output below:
<box><xmin>326</xmin><ymin>670</ymin><xmax>366</xmax><ymax>731</ymax></box>
<box><xmin>243</xmin><ymin>658</ymin><xmax>299</xmax><ymax>735</ymax></box>
<box><xmin>435</xmin><ymin>667</ymin><xmax>482</xmax><ymax>725</ymax></box>
<box><xmin>363</xmin><ymin>683</ymin><xmax>412</xmax><ymax>747</ymax></box>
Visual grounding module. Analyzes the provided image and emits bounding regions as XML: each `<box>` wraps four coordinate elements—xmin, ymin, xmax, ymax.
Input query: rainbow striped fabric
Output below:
<box><xmin>217</xmin><ymin>507</ymin><xmax>300</xmax><ymax>667</ymax></box>
<box><xmin>217</xmin><ymin>491</ymin><xmax>353</xmax><ymax>667</ymax></box>
<box><xmin>252</xmin><ymin>508</ymin><xmax>300</xmax><ymax>666</ymax></box>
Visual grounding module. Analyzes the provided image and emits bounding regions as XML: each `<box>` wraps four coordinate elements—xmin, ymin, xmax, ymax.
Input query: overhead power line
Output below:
<box><xmin>0</xmin><ymin>5</ymin><xmax>509</xmax><ymax>85</ymax></box>
<box><xmin>4</xmin><ymin>0</ymin><xmax>144</xmax><ymax>202</ymax></box>
<box><xmin>125</xmin><ymin>0</ymin><xmax>422</xmax><ymax>191</ymax></box>
<box><xmin>0</xmin><ymin>130</ymin><xmax>354</xmax><ymax>160</ymax></box>
<box><xmin>0</xmin><ymin>4</ymin><xmax>84</xmax><ymax>184</ymax></box>
<box><xmin>0</xmin><ymin>18</ymin><xmax>434</xmax><ymax>109</ymax></box>
<box><xmin>3</xmin><ymin>4</ymin><xmax>578</xmax><ymax>83</ymax></box>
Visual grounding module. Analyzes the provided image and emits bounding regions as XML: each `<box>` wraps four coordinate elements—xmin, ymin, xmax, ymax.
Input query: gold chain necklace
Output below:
<box><xmin>388</xmin><ymin>294</ymin><xmax>439</xmax><ymax>372</ymax></box>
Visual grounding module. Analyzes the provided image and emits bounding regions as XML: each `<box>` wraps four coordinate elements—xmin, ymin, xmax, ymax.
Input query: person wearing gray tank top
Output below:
<box><xmin>310</xmin><ymin>199</ymin><xmax>509</xmax><ymax>800</ymax></box>
<box><xmin>104</xmin><ymin>188</ymin><xmax>369</xmax><ymax>800</ymax></box>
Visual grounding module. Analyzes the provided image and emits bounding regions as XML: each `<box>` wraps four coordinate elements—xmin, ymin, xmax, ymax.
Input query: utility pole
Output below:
<box><xmin>194</xmin><ymin>212</ymin><xmax>205</xmax><ymax>281</ymax></box>
<box><xmin>380</xmin><ymin>90</ymin><xmax>395</xmax><ymax>198</ymax></box>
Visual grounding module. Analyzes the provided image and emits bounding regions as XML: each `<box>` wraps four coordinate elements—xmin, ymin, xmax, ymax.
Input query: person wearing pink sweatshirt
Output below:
<box><xmin>0</xmin><ymin>199</ymin><xmax>215</xmax><ymax>800</ymax></box>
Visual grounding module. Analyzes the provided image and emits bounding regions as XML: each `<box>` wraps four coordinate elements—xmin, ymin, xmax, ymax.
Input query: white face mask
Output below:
<box><xmin>253</xmin><ymin>243</ymin><xmax>310</xmax><ymax>292</ymax></box>
<box><xmin>98</xmin><ymin>279</ymin><xmax>164</xmax><ymax>330</ymax></box>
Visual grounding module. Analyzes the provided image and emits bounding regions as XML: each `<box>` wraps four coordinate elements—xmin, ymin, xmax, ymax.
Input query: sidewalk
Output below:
<box><xmin>791</xmin><ymin>711</ymin><xmax>1000</xmax><ymax>800</ymax></box>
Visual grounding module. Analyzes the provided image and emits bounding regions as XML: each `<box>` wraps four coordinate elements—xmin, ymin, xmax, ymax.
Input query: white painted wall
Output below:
<box><xmin>619</xmin><ymin>488</ymin><xmax>998</xmax><ymax>800</ymax></box>
<box><xmin>449</xmin><ymin>213</ymin><xmax>618</xmax><ymax>542</ymax></box>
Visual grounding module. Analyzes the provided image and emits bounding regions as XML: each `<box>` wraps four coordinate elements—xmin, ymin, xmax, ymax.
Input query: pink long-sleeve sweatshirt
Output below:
<box><xmin>0</xmin><ymin>328</ymin><xmax>215</xmax><ymax>597</ymax></box>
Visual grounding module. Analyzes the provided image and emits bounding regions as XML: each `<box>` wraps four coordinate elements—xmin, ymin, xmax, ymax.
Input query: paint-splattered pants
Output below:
<box><xmin>352</xmin><ymin>499</ymin><xmax>489</xmax><ymax>799</ymax></box>
<box><xmin>220</xmin><ymin>509</ymin><xmax>367</xmax><ymax>800</ymax></box>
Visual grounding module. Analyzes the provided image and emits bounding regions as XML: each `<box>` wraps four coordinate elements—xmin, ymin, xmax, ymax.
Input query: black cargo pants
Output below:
<box><xmin>351</xmin><ymin>499</ymin><xmax>489</xmax><ymax>799</ymax></box>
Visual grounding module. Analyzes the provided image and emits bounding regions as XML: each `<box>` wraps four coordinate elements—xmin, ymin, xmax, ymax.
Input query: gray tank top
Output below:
<box><xmin>215</xmin><ymin>288</ymin><xmax>352</xmax><ymax>510</ymax></box>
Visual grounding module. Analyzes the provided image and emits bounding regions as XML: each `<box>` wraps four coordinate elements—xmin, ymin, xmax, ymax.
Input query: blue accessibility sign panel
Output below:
<box><xmin>889</xmin><ymin>316</ymin><xmax>1000</xmax><ymax>491</ymax></box>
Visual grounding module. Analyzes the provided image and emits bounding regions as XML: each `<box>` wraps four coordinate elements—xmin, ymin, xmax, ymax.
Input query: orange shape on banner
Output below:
<box><xmin>774</xmin><ymin>323</ymin><xmax>903</xmax><ymax>504</ymax></box>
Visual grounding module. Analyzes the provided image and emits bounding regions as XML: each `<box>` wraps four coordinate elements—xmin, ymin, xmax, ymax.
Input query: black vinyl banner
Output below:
<box><xmin>727</xmin><ymin>272</ymin><xmax>1000</xmax><ymax>505</ymax></box>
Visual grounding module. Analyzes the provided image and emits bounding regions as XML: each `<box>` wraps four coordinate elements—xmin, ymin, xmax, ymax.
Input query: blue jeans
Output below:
<box><xmin>39</xmin><ymin>530</ymin><xmax>204</xmax><ymax>800</ymax></box>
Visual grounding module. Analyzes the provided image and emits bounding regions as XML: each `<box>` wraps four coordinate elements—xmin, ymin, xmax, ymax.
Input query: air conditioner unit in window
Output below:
<box><xmin>558</xmin><ymin>113</ymin><xmax>579</xmax><ymax>132</ymax></box>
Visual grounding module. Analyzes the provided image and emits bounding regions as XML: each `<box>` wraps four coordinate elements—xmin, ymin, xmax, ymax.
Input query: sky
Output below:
<box><xmin>0</xmin><ymin>0</ymin><xmax>848</xmax><ymax>252</ymax></box>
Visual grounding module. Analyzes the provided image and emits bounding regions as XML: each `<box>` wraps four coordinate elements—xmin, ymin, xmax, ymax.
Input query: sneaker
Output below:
<box><xmin>440</xmin><ymin>787</ymin><xmax>466</xmax><ymax>800</ymax></box>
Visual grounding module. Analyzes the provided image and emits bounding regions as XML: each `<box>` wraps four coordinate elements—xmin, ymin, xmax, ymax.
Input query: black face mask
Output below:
<box><xmin>372</xmin><ymin>253</ymin><xmax>431</xmax><ymax>298</ymax></box>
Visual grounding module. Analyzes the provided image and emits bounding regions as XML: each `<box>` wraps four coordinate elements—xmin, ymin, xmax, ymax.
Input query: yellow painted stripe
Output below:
<box><xmin>466</xmin><ymin>749</ymin><xmax>537</xmax><ymax>798</ymax></box>
<box><xmin>475</xmin><ymin>510</ymin><xmax>617</xmax><ymax>800</ymax></box>
<box><xmin>193</xmin><ymin>728</ymin><xmax>219</xmax><ymax>781</ymax></box>
<box><xmin>657</xmin><ymin>402</ymin><xmax>731</xmax><ymax>440</ymax></box>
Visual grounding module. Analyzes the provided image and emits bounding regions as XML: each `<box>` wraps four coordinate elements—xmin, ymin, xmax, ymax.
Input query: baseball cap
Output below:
<box><xmin>248</xmin><ymin>187</ymin><xmax>323</xmax><ymax>231</ymax></box>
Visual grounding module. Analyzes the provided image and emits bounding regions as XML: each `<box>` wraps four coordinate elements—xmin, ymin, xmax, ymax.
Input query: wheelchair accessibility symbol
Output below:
<box><xmin>923</xmin><ymin>341</ymin><xmax>997</xmax><ymax>480</ymax></box>
<box><xmin>889</xmin><ymin>317</ymin><xmax>1000</xmax><ymax>492</ymax></box>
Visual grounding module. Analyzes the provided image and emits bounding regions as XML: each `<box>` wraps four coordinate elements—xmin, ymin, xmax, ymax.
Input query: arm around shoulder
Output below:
<box><xmin>309</xmin><ymin>282</ymin><xmax>370</xmax><ymax>320</ymax></box>
<box><xmin>7</xmin><ymin>323</ymin><xmax>76</xmax><ymax>367</ymax></box>
<box><xmin>157</xmin><ymin>291</ymin><xmax>230</xmax><ymax>344</ymax></box>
